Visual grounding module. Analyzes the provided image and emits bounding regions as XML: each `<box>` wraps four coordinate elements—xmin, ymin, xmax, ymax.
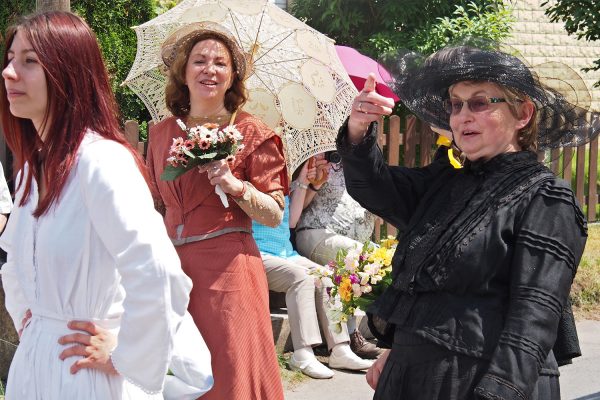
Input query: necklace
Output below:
<box><xmin>186</xmin><ymin>113</ymin><xmax>232</xmax><ymax>127</ymax></box>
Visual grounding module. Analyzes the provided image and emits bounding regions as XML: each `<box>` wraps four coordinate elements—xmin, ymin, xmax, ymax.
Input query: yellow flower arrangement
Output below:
<box><xmin>311</xmin><ymin>236</ymin><xmax>398</xmax><ymax>331</ymax></box>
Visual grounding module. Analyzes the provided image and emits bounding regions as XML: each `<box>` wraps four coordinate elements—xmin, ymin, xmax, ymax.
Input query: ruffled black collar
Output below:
<box><xmin>463</xmin><ymin>151</ymin><xmax>538</xmax><ymax>176</ymax></box>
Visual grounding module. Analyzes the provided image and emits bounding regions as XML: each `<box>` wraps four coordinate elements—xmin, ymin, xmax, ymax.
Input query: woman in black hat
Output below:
<box><xmin>336</xmin><ymin>45</ymin><xmax>598</xmax><ymax>399</ymax></box>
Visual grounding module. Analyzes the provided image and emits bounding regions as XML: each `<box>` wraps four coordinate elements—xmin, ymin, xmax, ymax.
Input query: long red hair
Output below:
<box><xmin>0</xmin><ymin>11</ymin><xmax>150</xmax><ymax>217</ymax></box>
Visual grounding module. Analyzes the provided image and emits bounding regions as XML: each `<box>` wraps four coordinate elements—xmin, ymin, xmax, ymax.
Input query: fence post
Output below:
<box><xmin>420</xmin><ymin>123</ymin><xmax>435</xmax><ymax>167</ymax></box>
<box><xmin>385</xmin><ymin>116</ymin><xmax>402</xmax><ymax>238</ymax></box>
<box><xmin>550</xmin><ymin>148</ymin><xmax>561</xmax><ymax>175</ymax></box>
<box><xmin>124</xmin><ymin>120</ymin><xmax>139</xmax><ymax>148</ymax></box>
<box><xmin>403</xmin><ymin>116</ymin><xmax>418</xmax><ymax>168</ymax></box>
<box><xmin>588</xmin><ymin>138</ymin><xmax>598</xmax><ymax>221</ymax></box>
<box><xmin>575</xmin><ymin>146</ymin><xmax>586</xmax><ymax>207</ymax></box>
<box><xmin>124</xmin><ymin>120</ymin><xmax>148</xmax><ymax>156</ymax></box>
<box><xmin>373</xmin><ymin>117</ymin><xmax>385</xmax><ymax>241</ymax></box>
<box><xmin>563</xmin><ymin>148</ymin><xmax>574</xmax><ymax>182</ymax></box>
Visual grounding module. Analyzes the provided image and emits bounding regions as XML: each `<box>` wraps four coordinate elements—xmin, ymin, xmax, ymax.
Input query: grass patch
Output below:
<box><xmin>572</xmin><ymin>224</ymin><xmax>600</xmax><ymax>320</ymax></box>
<box><xmin>278</xmin><ymin>352</ymin><xmax>309</xmax><ymax>390</ymax></box>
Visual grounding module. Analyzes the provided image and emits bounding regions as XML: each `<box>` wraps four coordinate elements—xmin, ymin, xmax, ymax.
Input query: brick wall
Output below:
<box><xmin>503</xmin><ymin>0</ymin><xmax>600</xmax><ymax>111</ymax></box>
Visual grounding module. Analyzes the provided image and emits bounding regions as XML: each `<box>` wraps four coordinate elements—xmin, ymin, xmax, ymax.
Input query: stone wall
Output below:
<box><xmin>504</xmin><ymin>0</ymin><xmax>600</xmax><ymax>111</ymax></box>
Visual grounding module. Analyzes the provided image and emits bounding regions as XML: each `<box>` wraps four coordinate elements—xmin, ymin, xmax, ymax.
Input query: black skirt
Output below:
<box><xmin>374</xmin><ymin>330</ymin><xmax>560</xmax><ymax>400</ymax></box>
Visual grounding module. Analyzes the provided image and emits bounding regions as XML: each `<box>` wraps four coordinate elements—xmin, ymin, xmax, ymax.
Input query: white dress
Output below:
<box><xmin>0</xmin><ymin>133</ymin><xmax>211</xmax><ymax>399</ymax></box>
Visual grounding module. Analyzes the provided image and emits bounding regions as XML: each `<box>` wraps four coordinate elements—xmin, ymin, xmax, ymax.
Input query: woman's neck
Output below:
<box><xmin>33</xmin><ymin>117</ymin><xmax>48</xmax><ymax>143</ymax></box>
<box><xmin>188</xmin><ymin>100</ymin><xmax>227</xmax><ymax>119</ymax></box>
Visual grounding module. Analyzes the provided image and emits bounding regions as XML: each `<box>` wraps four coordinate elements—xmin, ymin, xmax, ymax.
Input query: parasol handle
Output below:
<box><xmin>229</xmin><ymin>110</ymin><xmax>238</xmax><ymax>126</ymax></box>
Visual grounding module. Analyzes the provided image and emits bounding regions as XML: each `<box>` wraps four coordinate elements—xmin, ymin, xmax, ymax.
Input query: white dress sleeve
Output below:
<box><xmin>0</xmin><ymin>170</ymin><xmax>28</xmax><ymax>331</ymax></box>
<box><xmin>163</xmin><ymin>311</ymin><xmax>214</xmax><ymax>399</ymax></box>
<box><xmin>76</xmin><ymin>139</ymin><xmax>193</xmax><ymax>393</ymax></box>
<box><xmin>0</xmin><ymin>258</ymin><xmax>28</xmax><ymax>332</ymax></box>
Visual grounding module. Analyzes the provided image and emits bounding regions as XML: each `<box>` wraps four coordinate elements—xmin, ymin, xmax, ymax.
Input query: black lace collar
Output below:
<box><xmin>463</xmin><ymin>151</ymin><xmax>538</xmax><ymax>175</ymax></box>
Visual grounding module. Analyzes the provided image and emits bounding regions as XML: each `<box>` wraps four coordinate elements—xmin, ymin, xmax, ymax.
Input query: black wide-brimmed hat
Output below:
<box><xmin>383</xmin><ymin>43</ymin><xmax>600</xmax><ymax>150</ymax></box>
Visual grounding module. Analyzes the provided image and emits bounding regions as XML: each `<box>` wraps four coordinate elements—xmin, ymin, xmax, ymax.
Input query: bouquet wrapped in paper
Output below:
<box><xmin>311</xmin><ymin>236</ymin><xmax>398</xmax><ymax>333</ymax></box>
<box><xmin>161</xmin><ymin>119</ymin><xmax>244</xmax><ymax>207</ymax></box>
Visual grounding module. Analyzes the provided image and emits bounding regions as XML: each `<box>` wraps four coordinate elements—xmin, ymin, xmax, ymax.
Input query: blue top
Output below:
<box><xmin>252</xmin><ymin>196</ymin><xmax>298</xmax><ymax>258</ymax></box>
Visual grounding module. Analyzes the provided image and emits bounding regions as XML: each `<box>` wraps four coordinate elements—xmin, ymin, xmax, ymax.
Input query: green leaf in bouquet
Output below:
<box><xmin>381</xmin><ymin>273</ymin><xmax>393</xmax><ymax>286</ymax></box>
<box><xmin>160</xmin><ymin>162</ymin><xmax>198</xmax><ymax>181</ymax></box>
<box><xmin>182</xmin><ymin>147</ymin><xmax>195</xmax><ymax>158</ymax></box>
<box><xmin>353</xmin><ymin>280</ymin><xmax>391</xmax><ymax>311</ymax></box>
<box><xmin>335</xmin><ymin>247</ymin><xmax>348</xmax><ymax>264</ymax></box>
<box><xmin>361</xmin><ymin>241</ymin><xmax>372</xmax><ymax>254</ymax></box>
<box><xmin>353</xmin><ymin>295</ymin><xmax>374</xmax><ymax>311</ymax></box>
<box><xmin>196</xmin><ymin>151</ymin><xmax>218</xmax><ymax>160</ymax></box>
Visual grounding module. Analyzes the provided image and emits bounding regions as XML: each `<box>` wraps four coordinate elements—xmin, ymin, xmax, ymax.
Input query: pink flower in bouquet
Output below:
<box><xmin>161</xmin><ymin>119</ymin><xmax>244</xmax><ymax>182</ymax></box>
<box><xmin>198</xmin><ymin>140</ymin><xmax>211</xmax><ymax>150</ymax></box>
<box><xmin>184</xmin><ymin>140</ymin><xmax>195</xmax><ymax>150</ymax></box>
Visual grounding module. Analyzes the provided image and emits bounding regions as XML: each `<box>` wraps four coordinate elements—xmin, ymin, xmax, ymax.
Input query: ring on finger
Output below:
<box><xmin>358</xmin><ymin>101</ymin><xmax>363</xmax><ymax>112</ymax></box>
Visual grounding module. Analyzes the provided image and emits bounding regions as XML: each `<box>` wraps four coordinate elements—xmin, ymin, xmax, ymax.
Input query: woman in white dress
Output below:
<box><xmin>0</xmin><ymin>11</ymin><xmax>210</xmax><ymax>399</ymax></box>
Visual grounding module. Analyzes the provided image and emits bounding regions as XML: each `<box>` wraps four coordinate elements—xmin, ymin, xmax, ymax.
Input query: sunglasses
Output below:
<box><xmin>443</xmin><ymin>96</ymin><xmax>508</xmax><ymax>115</ymax></box>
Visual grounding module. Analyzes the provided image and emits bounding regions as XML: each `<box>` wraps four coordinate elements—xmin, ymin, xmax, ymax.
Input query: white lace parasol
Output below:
<box><xmin>123</xmin><ymin>0</ymin><xmax>358</xmax><ymax>174</ymax></box>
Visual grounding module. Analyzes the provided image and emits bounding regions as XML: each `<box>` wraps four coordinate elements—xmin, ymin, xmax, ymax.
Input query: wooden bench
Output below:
<box><xmin>269</xmin><ymin>290</ymin><xmax>371</xmax><ymax>353</ymax></box>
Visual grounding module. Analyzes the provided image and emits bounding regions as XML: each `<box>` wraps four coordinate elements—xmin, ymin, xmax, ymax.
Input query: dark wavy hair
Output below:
<box><xmin>0</xmin><ymin>11</ymin><xmax>150</xmax><ymax>217</ymax></box>
<box><xmin>165</xmin><ymin>31</ymin><xmax>248</xmax><ymax>117</ymax></box>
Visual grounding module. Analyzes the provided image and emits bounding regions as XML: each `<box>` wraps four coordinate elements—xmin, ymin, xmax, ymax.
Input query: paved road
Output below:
<box><xmin>284</xmin><ymin>320</ymin><xmax>600</xmax><ymax>400</ymax></box>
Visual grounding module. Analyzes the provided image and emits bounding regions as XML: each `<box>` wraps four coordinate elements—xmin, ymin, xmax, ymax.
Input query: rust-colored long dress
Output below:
<box><xmin>147</xmin><ymin>112</ymin><xmax>286</xmax><ymax>400</ymax></box>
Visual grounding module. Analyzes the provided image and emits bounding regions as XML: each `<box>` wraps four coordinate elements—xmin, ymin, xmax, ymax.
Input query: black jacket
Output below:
<box><xmin>337</xmin><ymin>122</ymin><xmax>587</xmax><ymax>400</ymax></box>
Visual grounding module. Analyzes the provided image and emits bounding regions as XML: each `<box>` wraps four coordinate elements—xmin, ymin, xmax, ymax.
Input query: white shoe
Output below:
<box><xmin>328</xmin><ymin>351</ymin><xmax>374</xmax><ymax>371</ymax></box>
<box><xmin>289</xmin><ymin>354</ymin><xmax>335</xmax><ymax>379</ymax></box>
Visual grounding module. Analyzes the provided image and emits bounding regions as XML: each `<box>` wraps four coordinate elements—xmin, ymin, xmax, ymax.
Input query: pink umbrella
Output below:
<box><xmin>335</xmin><ymin>45</ymin><xmax>400</xmax><ymax>101</ymax></box>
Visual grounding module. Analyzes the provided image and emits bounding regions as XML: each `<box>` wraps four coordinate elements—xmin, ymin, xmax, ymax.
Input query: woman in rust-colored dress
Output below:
<box><xmin>146</xmin><ymin>22</ymin><xmax>286</xmax><ymax>400</ymax></box>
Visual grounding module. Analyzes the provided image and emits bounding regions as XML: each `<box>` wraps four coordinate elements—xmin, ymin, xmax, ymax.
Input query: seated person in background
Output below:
<box><xmin>293</xmin><ymin>154</ymin><xmax>383</xmax><ymax>360</ymax></box>
<box><xmin>295</xmin><ymin>153</ymin><xmax>376</xmax><ymax>264</ymax></box>
<box><xmin>252</xmin><ymin>161</ymin><xmax>373</xmax><ymax>379</ymax></box>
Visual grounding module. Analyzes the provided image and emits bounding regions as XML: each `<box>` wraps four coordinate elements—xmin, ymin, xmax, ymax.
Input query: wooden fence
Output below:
<box><xmin>122</xmin><ymin>115</ymin><xmax>600</xmax><ymax>234</ymax></box>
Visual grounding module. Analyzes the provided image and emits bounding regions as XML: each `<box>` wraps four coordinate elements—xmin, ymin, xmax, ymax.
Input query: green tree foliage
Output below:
<box><xmin>1</xmin><ymin>0</ymin><xmax>158</xmax><ymax>137</ymax></box>
<box><xmin>154</xmin><ymin>0</ymin><xmax>180</xmax><ymax>15</ymax></box>
<box><xmin>291</xmin><ymin>0</ymin><xmax>513</xmax><ymax>57</ymax></box>
<box><xmin>409</xmin><ymin>2</ymin><xmax>514</xmax><ymax>54</ymax></box>
<box><xmin>0</xmin><ymin>0</ymin><xmax>36</xmax><ymax>54</ymax></box>
<box><xmin>543</xmin><ymin>0</ymin><xmax>600</xmax><ymax>85</ymax></box>
<box><xmin>72</xmin><ymin>0</ymin><xmax>156</xmax><ymax>136</ymax></box>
